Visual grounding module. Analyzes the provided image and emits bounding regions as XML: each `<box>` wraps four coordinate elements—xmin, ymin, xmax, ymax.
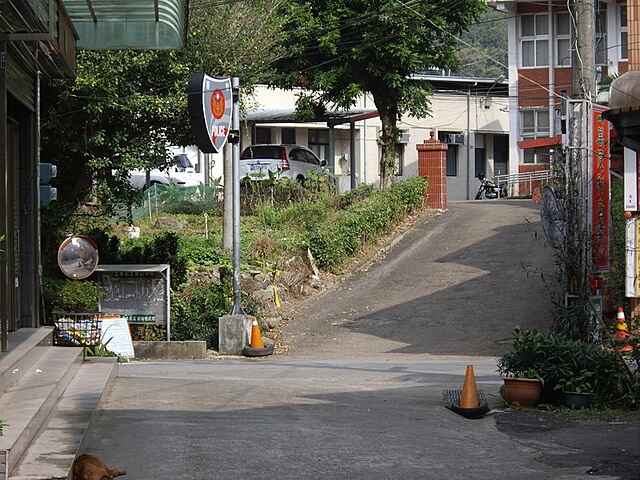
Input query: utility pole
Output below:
<box><xmin>563</xmin><ymin>0</ymin><xmax>597</xmax><ymax>339</ymax></box>
<box><xmin>571</xmin><ymin>0</ymin><xmax>596</xmax><ymax>101</ymax></box>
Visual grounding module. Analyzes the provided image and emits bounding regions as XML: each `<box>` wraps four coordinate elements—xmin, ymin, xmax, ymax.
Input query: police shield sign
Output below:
<box><xmin>188</xmin><ymin>74</ymin><xmax>232</xmax><ymax>153</ymax></box>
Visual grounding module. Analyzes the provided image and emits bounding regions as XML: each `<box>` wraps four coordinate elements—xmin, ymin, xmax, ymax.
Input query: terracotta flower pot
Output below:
<box><xmin>502</xmin><ymin>377</ymin><xmax>543</xmax><ymax>408</ymax></box>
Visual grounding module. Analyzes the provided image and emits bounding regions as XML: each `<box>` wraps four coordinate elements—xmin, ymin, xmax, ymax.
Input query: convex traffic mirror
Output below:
<box><xmin>57</xmin><ymin>235</ymin><xmax>99</xmax><ymax>280</ymax></box>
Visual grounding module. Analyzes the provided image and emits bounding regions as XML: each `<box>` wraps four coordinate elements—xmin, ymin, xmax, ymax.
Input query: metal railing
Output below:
<box><xmin>494</xmin><ymin>170</ymin><xmax>550</xmax><ymax>198</ymax></box>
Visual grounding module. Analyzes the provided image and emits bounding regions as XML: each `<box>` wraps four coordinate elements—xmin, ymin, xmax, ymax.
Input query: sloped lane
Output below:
<box><xmin>278</xmin><ymin>200</ymin><xmax>556</xmax><ymax>360</ymax></box>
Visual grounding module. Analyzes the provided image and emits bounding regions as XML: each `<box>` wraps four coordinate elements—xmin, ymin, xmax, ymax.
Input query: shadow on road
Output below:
<box><xmin>282</xmin><ymin>200</ymin><xmax>558</xmax><ymax>358</ymax></box>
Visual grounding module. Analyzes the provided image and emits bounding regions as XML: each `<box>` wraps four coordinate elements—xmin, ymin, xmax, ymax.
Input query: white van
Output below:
<box><xmin>128</xmin><ymin>154</ymin><xmax>201</xmax><ymax>189</ymax></box>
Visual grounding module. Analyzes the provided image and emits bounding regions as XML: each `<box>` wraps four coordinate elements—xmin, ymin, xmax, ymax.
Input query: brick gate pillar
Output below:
<box><xmin>417</xmin><ymin>136</ymin><xmax>448</xmax><ymax>210</ymax></box>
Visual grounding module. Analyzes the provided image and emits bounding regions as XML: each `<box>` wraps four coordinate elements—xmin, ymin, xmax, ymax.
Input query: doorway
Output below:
<box><xmin>475</xmin><ymin>148</ymin><xmax>485</xmax><ymax>178</ymax></box>
<box><xmin>7</xmin><ymin>118</ymin><xmax>20</xmax><ymax>331</ymax></box>
<box><xmin>494</xmin><ymin>135</ymin><xmax>509</xmax><ymax>176</ymax></box>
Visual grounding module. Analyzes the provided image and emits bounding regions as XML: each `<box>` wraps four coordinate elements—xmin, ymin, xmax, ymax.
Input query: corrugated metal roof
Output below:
<box><xmin>62</xmin><ymin>0</ymin><xmax>187</xmax><ymax>49</ymax></box>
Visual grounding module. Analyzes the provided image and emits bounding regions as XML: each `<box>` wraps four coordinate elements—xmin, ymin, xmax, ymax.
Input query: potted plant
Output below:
<box><xmin>499</xmin><ymin>369</ymin><xmax>544</xmax><ymax>409</ymax></box>
<box><xmin>497</xmin><ymin>327</ymin><xmax>545</xmax><ymax>408</ymax></box>
<box><xmin>555</xmin><ymin>370</ymin><xmax>595</xmax><ymax>408</ymax></box>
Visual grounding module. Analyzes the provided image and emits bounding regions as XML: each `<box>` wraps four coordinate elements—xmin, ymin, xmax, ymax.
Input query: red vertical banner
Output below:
<box><xmin>592</xmin><ymin>105</ymin><xmax>610</xmax><ymax>272</ymax></box>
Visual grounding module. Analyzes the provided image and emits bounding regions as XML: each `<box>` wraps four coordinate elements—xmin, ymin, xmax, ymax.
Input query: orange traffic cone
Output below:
<box><xmin>249</xmin><ymin>317</ymin><xmax>264</xmax><ymax>349</ymax></box>
<box><xmin>460</xmin><ymin>365</ymin><xmax>480</xmax><ymax>408</ymax></box>
<box><xmin>615</xmin><ymin>308</ymin><xmax>634</xmax><ymax>353</ymax></box>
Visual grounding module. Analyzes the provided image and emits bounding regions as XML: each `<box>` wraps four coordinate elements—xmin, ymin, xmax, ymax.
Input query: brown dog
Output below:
<box><xmin>72</xmin><ymin>454</ymin><xmax>126</xmax><ymax>480</ymax></box>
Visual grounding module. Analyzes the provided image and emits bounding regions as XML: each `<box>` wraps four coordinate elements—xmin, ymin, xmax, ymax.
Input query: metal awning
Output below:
<box><xmin>62</xmin><ymin>0</ymin><xmax>187</xmax><ymax>50</ymax></box>
<box><xmin>603</xmin><ymin>71</ymin><xmax>640</xmax><ymax>152</ymax></box>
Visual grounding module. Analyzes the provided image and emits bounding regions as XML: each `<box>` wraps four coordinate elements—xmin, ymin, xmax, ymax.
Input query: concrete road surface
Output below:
<box><xmin>78</xmin><ymin>200</ymin><xmax>636</xmax><ymax>480</ymax></box>
<box><xmin>81</xmin><ymin>359</ymin><xmax>615</xmax><ymax>480</ymax></box>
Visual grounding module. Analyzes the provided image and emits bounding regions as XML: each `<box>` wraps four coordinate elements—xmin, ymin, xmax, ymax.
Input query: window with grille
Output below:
<box><xmin>255</xmin><ymin>127</ymin><xmax>271</xmax><ymax>144</ymax></box>
<box><xmin>282</xmin><ymin>128</ymin><xmax>296</xmax><ymax>144</ymax></box>
<box><xmin>437</xmin><ymin>132</ymin><xmax>458</xmax><ymax>176</ymax></box>
<box><xmin>394</xmin><ymin>144</ymin><xmax>404</xmax><ymax>176</ymax></box>
<box><xmin>523</xmin><ymin>147</ymin><xmax>552</xmax><ymax>164</ymax></box>
<box><xmin>595</xmin><ymin>10</ymin><xmax>607</xmax><ymax>65</ymax></box>
<box><xmin>308</xmin><ymin>129</ymin><xmax>329</xmax><ymax>145</ymax></box>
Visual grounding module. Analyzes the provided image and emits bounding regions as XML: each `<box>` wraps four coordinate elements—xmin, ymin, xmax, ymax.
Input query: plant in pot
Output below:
<box><xmin>497</xmin><ymin>327</ymin><xmax>545</xmax><ymax>408</ymax></box>
<box><xmin>555</xmin><ymin>370</ymin><xmax>595</xmax><ymax>408</ymax></box>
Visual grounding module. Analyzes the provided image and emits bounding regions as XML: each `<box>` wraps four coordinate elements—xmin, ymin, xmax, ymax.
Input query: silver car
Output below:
<box><xmin>239</xmin><ymin>144</ymin><xmax>327</xmax><ymax>181</ymax></box>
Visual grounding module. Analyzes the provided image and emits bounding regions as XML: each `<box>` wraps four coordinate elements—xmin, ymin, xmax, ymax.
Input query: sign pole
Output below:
<box><xmin>231</xmin><ymin>77</ymin><xmax>243</xmax><ymax>314</ymax></box>
<box><xmin>188</xmin><ymin>74</ymin><xmax>251</xmax><ymax>352</ymax></box>
<box><xmin>187</xmin><ymin>74</ymin><xmax>240</xmax><ymax>313</ymax></box>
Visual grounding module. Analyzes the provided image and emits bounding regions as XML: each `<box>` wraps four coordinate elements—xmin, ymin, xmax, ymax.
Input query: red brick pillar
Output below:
<box><xmin>417</xmin><ymin>137</ymin><xmax>448</xmax><ymax>210</ymax></box>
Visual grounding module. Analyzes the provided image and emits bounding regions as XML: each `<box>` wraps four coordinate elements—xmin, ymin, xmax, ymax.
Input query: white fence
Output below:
<box><xmin>494</xmin><ymin>170</ymin><xmax>550</xmax><ymax>198</ymax></box>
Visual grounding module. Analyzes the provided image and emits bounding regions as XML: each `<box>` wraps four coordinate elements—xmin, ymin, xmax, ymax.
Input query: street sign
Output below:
<box><xmin>187</xmin><ymin>74</ymin><xmax>232</xmax><ymax>153</ymax></box>
<box><xmin>624</xmin><ymin>148</ymin><xmax>638</xmax><ymax>211</ymax></box>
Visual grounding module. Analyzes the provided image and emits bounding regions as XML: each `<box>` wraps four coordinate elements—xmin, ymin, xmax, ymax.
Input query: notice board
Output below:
<box><xmin>94</xmin><ymin>264</ymin><xmax>171</xmax><ymax>340</ymax></box>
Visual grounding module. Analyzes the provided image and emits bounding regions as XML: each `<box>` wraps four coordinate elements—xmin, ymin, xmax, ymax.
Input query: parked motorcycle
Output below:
<box><xmin>475</xmin><ymin>173</ymin><xmax>508</xmax><ymax>200</ymax></box>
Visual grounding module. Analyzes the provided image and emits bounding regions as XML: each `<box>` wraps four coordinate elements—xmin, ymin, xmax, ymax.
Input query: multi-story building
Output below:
<box><xmin>490</xmin><ymin>0</ymin><xmax>628</xmax><ymax>174</ymax></box>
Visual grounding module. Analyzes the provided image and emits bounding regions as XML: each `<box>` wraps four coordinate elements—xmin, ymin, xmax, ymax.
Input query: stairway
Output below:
<box><xmin>0</xmin><ymin>328</ymin><xmax>117</xmax><ymax>480</ymax></box>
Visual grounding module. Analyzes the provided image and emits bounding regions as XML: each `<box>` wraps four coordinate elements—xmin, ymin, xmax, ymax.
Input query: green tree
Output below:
<box><xmin>41</xmin><ymin>50</ymin><xmax>190</xmax><ymax>222</ymax></box>
<box><xmin>274</xmin><ymin>0</ymin><xmax>487</xmax><ymax>188</ymax></box>
<box><xmin>39</xmin><ymin>0</ymin><xmax>293</xmax><ymax>255</ymax></box>
<box><xmin>455</xmin><ymin>9</ymin><xmax>508</xmax><ymax>78</ymax></box>
<box><xmin>186</xmin><ymin>0</ymin><xmax>291</xmax><ymax>83</ymax></box>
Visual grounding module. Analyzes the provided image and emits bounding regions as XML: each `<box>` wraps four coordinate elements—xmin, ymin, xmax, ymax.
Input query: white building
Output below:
<box><xmin>192</xmin><ymin>76</ymin><xmax>510</xmax><ymax>200</ymax></box>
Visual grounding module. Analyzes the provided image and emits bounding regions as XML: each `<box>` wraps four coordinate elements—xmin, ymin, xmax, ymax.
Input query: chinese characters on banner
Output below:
<box><xmin>592</xmin><ymin>105</ymin><xmax>610</xmax><ymax>272</ymax></box>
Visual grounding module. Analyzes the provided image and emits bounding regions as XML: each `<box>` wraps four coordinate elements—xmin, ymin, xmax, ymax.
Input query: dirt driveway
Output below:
<box><xmin>277</xmin><ymin>199</ymin><xmax>557</xmax><ymax>360</ymax></box>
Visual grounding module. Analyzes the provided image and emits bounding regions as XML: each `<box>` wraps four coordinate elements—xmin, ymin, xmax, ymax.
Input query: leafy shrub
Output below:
<box><xmin>498</xmin><ymin>327</ymin><xmax>628</xmax><ymax>405</ymax></box>
<box><xmin>308</xmin><ymin>177</ymin><xmax>427</xmax><ymax>271</ymax></box>
<box><xmin>85</xmin><ymin>228</ymin><xmax>121</xmax><ymax>264</ymax></box>
<box><xmin>334</xmin><ymin>184</ymin><xmax>376</xmax><ymax>209</ymax></box>
<box><xmin>130</xmin><ymin>324</ymin><xmax>167</xmax><ymax>342</ymax></box>
<box><xmin>171</xmin><ymin>281</ymin><xmax>263</xmax><ymax>349</ymax></box>
<box><xmin>254</xmin><ymin>193</ymin><xmax>334</xmax><ymax>231</ymax></box>
<box><xmin>240</xmin><ymin>175</ymin><xmax>332</xmax><ymax>215</ymax></box>
<box><xmin>118</xmin><ymin>231</ymin><xmax>187</xmax><ymax>289</ymax></box>
<box><xmin>608</xmin><ymin>178</ymin><xmax>626</xmax><ymax>307</ymax></box>
<box><xmin>171</xmin><ymin>282</ymin><xmax>230</xmax><ymax>349</ymax></box>
<box><xmin>41</xmin><ymin>278</ymin><xmax>104</xmax><ymax>321</ymax></box>
<box><xmin>180</xmin><ymin>237</ymin><xmax>230</xmax><ymax>269</ymax></box>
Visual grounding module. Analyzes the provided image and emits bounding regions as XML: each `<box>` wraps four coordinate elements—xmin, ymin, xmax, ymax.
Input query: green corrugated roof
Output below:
<box><xmin>62</xmin><ymin>0</ymin><xmax>187</xmax><ymax>50</ymax></box>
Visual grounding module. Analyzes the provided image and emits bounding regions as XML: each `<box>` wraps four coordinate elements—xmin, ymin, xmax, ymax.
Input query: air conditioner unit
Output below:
<box><xmin>398</xmin><ymin>132</ymin><xmax>411</xmax><ymax>144</ymax></box>
<box><xmin>448</xmin><ymin>133</ymin><xmax>465</xmax><ymax>145</ymax></box>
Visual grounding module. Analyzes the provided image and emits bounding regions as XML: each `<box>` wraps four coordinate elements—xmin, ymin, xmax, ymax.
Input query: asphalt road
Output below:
<box><xmin>78</xmin><ymin>200</ymin><xmax>640</xmax><ymax>480</ymax></box>
<box><xmin>277</xmin><ymin>199</ymin><xmax>556</xmax><ymax>359</ymax></box>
